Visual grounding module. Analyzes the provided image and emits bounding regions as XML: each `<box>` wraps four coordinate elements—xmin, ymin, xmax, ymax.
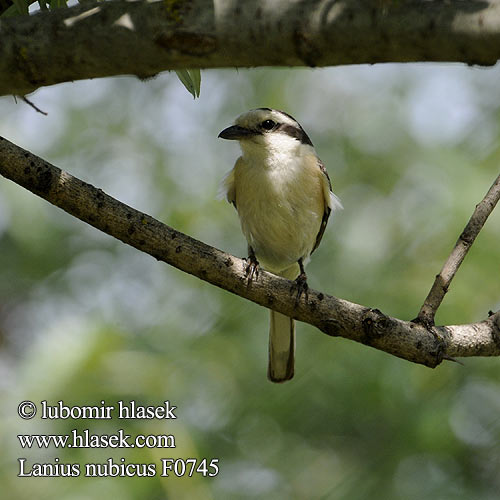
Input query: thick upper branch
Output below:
<box><xmin>2</xmin><ymin>0</ymin><xmax>500</xmax><ymax>96</ymax></box>
<box><xmin>1</xmin><ymin>135</ymin><xmax>499</xmax><ymax>367</ymax></box>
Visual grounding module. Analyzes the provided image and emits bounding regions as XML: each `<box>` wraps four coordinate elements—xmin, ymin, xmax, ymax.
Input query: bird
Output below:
<box><xmin>218</xmin><ymin>108</ymin><xmax>342</xmax><ymax>383</ymax></box>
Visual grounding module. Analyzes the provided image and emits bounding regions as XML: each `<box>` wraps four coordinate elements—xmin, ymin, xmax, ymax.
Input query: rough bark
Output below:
<box><xmin>1</xmin><ymin>135</ymin><xmax>499</xmax><ymax>367</ymax></box>
<box><xmin>2</xmin><ymin>0</ymin><xmax>500</xmax><ymax>96</ymax></box>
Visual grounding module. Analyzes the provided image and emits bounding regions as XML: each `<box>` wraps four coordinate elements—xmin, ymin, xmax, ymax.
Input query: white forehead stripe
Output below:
<box><xmin>235</xmin><ymin>109</ymin><xmax>299</xmax><ymax>128</ymax></box>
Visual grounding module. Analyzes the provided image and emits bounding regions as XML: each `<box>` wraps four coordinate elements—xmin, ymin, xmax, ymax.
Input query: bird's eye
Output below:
<box><xmin>260</xmin><ymin>120</ymin><xmax>276</xmax><ymax>131</ymax></box>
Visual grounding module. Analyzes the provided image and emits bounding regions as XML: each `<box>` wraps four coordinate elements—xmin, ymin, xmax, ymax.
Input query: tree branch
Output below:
<box><xmin>3</xmin><ymin>0</ymin><xmax>500</xmax><ymax>96</ymax></box>
<box><xmin>1</xmin><ymin>135</ymin><xmax>499</xmax><ymax>367</ymax></box>
<box><xmin>417</xmin><ymin>174</ymin><xmax>500</xmax><ymax>326</ymax></box>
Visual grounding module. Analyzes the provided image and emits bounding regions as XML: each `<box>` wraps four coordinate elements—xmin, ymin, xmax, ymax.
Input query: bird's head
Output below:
<box><xmin>218</xmin><ymin>108</ymin><xmax>314</xmax><ymax>160</ymax></box>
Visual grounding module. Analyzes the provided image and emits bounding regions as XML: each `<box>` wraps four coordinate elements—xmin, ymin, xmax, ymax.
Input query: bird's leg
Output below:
<box><xmin>245</xmin><ymin>246</ymin><xmax>260</xmax><ymax>282</ymax></box>
<box><xmin>293</xmin><ymin>258</ymin><xmax>309</xmax><ymax>304</ymax></box>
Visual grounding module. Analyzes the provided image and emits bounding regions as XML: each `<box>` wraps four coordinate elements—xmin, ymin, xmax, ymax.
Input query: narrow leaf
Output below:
<box><xmin>175</xmin><ymin>69</ymin><xmax>202</xmax><ymax>99</ymax></box>
<box><xmin>188</xmin><ymin>69</ymin><xmax>201</xmax><ymax>98</ymax></box>
<box><xmin>175</xmin><ymin>69</ymin><xmax>196</xmax><ymax>98</ymax></box>
<box><xmin>12</xmin><ymin>0</ymin><xmax>28</xmax><ymax>15</ymax></box>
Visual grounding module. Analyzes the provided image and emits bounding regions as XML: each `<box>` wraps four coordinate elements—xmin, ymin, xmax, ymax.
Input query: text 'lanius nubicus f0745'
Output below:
<box><xmin>219</xmin><ymin>108</ymin><xmax>342</xmax><ymax>383</ymax></box>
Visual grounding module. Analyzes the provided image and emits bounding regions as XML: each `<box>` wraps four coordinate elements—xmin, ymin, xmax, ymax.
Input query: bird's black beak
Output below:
<box><xmin>218</xmin><ymin>125</ymin><xmax>256</xmax><ymax>140</ymax></box>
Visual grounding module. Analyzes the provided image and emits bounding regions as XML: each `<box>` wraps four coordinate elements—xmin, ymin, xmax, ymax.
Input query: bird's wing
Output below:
<box><xmin>311</xmin><ymin>159</ymin><xmax>342</xmax><ymax>253</ymax></box>
<box><xmin>217</xmin><ymin>158</ymin><xmax>240</xmax><ymax>208</ymax></box>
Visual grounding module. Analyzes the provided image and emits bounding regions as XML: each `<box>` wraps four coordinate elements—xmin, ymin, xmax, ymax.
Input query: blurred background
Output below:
<box><xmin>0</xmin><ymin>64</ymin><xmax>499</xmax><ymax>499</ymax></box>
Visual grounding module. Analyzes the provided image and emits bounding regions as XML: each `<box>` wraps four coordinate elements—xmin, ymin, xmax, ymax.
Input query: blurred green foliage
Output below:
<box><xmin>0</xmin><ymin>65</ymin><xmax>499</xmax><ymax>499</ymax></box>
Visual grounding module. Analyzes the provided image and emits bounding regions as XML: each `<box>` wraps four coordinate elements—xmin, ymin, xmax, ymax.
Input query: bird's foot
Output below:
<box><xmin>245</xmin><ymin>253</ymin><xmax>260</xmax><ymax>282</ymax></box>
<box><xmin>293</xmin><ymin>272</ymin><xmax>309</xmax><ymax>305</ymax></box>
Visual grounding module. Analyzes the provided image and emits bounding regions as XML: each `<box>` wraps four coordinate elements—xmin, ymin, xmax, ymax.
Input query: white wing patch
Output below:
<box><xmin>329</xmin><ymin>191</ymin><xmax>343</xmax><ymax>213</ymax></box>
<box><xmin>217</xmin><ymin>167</ymin><xmax>236</xmax><ymax>202</ymax></box>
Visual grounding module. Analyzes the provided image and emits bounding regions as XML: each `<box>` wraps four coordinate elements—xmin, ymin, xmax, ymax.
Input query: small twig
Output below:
<box><xmin>20</xmin><ymin>95</ymin><xmax>48</xmax><ymax>116</ymax></box>
<box><xmin>417</xmin><ymin>173</ymin><xmax>500</xmax><ymax>325</ymax></box>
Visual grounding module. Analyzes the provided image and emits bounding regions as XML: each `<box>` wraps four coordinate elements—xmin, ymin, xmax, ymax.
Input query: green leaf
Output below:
<box><xmin>1</xmin><ymin>4</ymin><xmax>20</xmax><ymax>16</ymax></box>
<box><xmin>175</xmin><ymin>69</ymin><xmax>201</xmax><ymax>99</ymax></box>
<box><xmin>1</xmin><ymin>0</ymin><xmax>46</xmax><ymax>17</ymax></box>
<box><xmin>12</xmin><ymin>0</ymin><xmax>28</xmax><ymax>15</ymax></box>
<box><xmin>49</xmin><ymin>0</ymin><xmax>67</xmax><ymax>8</ymax></box>
<box><xmin>189</xmin><ymin>68</ymin><xmax>201</xmax><ymax>98</ymax></box>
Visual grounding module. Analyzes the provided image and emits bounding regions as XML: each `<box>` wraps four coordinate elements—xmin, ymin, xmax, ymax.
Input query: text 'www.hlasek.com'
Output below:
<box><xmin>16</xmin><ymin>400</ymin><xmax>219</xmax><ymax>478</ymax></box>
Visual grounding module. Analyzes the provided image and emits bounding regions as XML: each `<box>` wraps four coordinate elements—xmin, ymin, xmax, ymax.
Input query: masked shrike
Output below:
<box><xmin>219</xmin><ymin>108</ymin><xmax>342</xmax><ymax>382</ymax></box>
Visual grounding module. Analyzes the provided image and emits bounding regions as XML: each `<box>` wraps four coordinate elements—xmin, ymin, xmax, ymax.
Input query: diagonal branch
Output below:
<box><xmin>3</xmin><ymin>0</ymin><xmax>500</xmax><ymax>97</ymax></box>
<box><xmin>1</xmin><ymin>135</ymin><xmax>500</xmax><ymax>367</ymax></box>
<box><xmin>417</xmin><ymin>173</ymin><xmax>500</xmax><ymax>326</ymax></box>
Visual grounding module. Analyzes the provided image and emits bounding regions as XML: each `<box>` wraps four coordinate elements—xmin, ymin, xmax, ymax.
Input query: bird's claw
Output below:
<box><xmin>293</xmin><ymin>272</ymin><xmax>309</xmax><ymax>305</ymax></box>
<box><xmin>245</xmin><ymin>254</ymin><xmax>260</xmax><ymax>282</ymax></box>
